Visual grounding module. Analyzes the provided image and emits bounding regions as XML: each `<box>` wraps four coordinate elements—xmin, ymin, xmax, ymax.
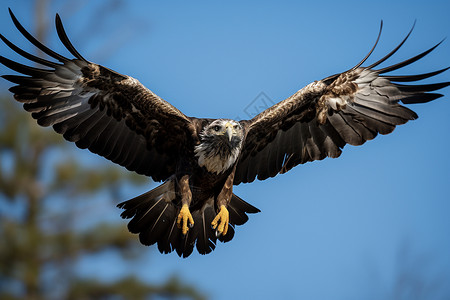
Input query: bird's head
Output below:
<box><xmin>202</xmin><ymin>119</ymin><xmax>244</xmax><ymax>145</ymax></box>
<box><xmin>194</xmin><ymin>119</ymin><xmax>244</xmax><ymax>174</ymax></box>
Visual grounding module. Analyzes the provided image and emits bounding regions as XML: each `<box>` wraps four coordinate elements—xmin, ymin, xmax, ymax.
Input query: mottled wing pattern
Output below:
<box><xmin>235</xmin><ymin>23</ymin><xmax>449</xmax><ymax>184</ymax></box>
<box><xmin>0</xmin><ymin>9</ymin><xmax>195</xmax><ymax>181</ymax></box>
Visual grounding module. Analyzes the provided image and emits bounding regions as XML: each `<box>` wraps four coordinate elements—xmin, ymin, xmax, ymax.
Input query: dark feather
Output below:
<box><xmin>227</xmin><ymin>193</ymin><xmax>260</xmax><ymax>226</ymax></box>
<box><xmin>0</xmin><ymin>56</ymin><xmax>51</xmax><ymax>77</ymax></box>
<box><xmin>8</xmin><ymin>8</ymin><xmax>69</xmax><ymax>63</ymax></box>
<box><xmin>176</xmin><ymin>229</ymin><xmax>196</xmax><ymax>258</ymax></box>
<box><xmin>195</xmin><ymin>204</ymin><xmax>217</xmax><ymax>255</ymax></box>
<box><xmin>377</xmin><ymin>40</ymin><xmax>444</xmax><ymax>74</ymax></box>
<box><xmin>139</xmin><ymin>202</ymin><xmax>172</xmax><ymax>246</ymax></box>
<box><xmin>0</xmin><ymin>34</ymin><xmax>59</xmax><ymax>68</ymax></box>
<box><xmin>401</xmin><ymin>93</ymin><xmax>444</xmax><ymax>104</ymax></box>
<box><xmin>395</xmin><ymin>82</ymin><xmax>450</xmax><ymax>93</ymax></box>
<box><xmin>218</xmin><ymin>224</ymin><xmax>235</xmax><ymax>243</ymax></box>
<box><xmin>351</xmin><ymin>21</ymin><xmax>384</xmax><ymax>70</ymax></box>
<box><xmin>55</xmin><ymin>13</ymin><xmax>88</xmax><ymax>62</ymax></box>
<box><xmin>383</xmin><ymin>67</ymin><xmax>450</xmax><ymax>82</ymax></box>
<box><xmin>158</xmin><ymin>217</ymin><xmax>179</xmax><ymax>254</ymax></box>
<box><xmin>366</xmin><ymin>21</ymin><xmax>415</xmax><ymax>69</ymax></box>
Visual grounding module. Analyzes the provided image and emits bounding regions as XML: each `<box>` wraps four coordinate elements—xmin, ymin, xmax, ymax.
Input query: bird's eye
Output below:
<box><xmin>233</xmin><ymin>125</ymin><xmax>239</xmax><ymax>130</ymax></box>
<box><xmin>213</xmin><ymin>125</ymin><xmax>221</xmax><ymax>131</ymax></box>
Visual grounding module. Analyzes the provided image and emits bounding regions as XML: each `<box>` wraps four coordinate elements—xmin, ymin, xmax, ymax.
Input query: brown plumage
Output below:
<box><xmin>1</xmin><ymin>10</ymin><xmax>448</xmax><ymax>257</ymax></box>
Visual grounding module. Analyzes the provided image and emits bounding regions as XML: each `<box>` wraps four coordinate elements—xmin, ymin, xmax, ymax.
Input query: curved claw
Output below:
<box><xmin>177</xmin><ymin>204</ymin><xmax>194</xmax><ymax>235</ymax></box>
<box><xmin>211</xmin><ymin>205</ymin><xmax>229</xmax><ymax>236</ymax></box>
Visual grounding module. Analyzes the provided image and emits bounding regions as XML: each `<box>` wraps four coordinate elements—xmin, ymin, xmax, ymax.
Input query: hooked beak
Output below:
<box><xmin>225</xmin><ymin>126</ymin><xmax>233</xmax><ymax>142</ymax></box>
<box><xmin>224</xmin><ymin>123</ymin><xmax>233</xmax><ymax>142</ymax></box>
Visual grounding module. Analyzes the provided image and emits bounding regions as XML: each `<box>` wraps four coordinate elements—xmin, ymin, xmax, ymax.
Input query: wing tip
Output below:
<box><xmin>8</xmin><ymin>7</ymin><xmax>15</xmax><ymax>19</ymax></box>
<box><xmin>54</xmin><ymin>11</ymin><xmax>88</xmax><ymax>62</ymax></box>
<box><xmin>351</xmin><ymin>21</ymin><xmax>384</xmax><ymax>70</ymax></box>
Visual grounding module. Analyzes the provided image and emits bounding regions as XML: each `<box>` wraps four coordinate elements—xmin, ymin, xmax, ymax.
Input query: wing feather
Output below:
<box><xmin>1</xmin><ymin>10</ymin><xmax>196</xmax><ymax>181</ymax></box>
<box><xmin>235</xmin><ymin>24</ymin><xmax>449</xmax><ymax>184</ymax></box>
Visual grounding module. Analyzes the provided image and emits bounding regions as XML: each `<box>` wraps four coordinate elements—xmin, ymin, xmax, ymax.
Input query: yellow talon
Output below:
<box><xmin>211</xmin><ymin>205</ymin><xmax>229</xmax><ymax>236</ymax></box>
<box><xmin>177</xmin><ymin>204</ymin><xmax>194</xmax><ymax>235</ymax></box>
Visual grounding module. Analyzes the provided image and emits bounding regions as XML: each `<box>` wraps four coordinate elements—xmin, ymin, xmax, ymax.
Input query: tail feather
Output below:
<box><xmin>138</xmin><ymin>202</ymin><xmax>176</xmax><ymax>246</ymax></box>
<box><xmin>129</xmin><ymin>196</ymin><xmax>165</xmax><ymax>235</ymax></box>
<box><xmin>117</xmin><ymin>182</ymin><xmax>260</xmax><ymax>257</ymax></box>
<box><xmin>217</xmin><ymin>224</ymin><xmax>235</xmax><ymax>243</ymax></box>
<box><xmin>227</xmin><ymin>194</ymin><xmax>261</xmax><ymax>226</ymax></box>
<box><xmin>176</xmin><ymin>226</ymin><xmax>197</xmax><ymax>258</ymax></box>
<box><xmin>158</xmin><ymin>217</ymin><xmax>181</xmax><ymax>254</ymax></box>
<box><xmin>195</xmin><ymin>203</ymin><xmax>218</xmax><ymax>255</ymax></box>
<box><xmin>118</xmin><ymin>181</ymin><xmax>174</xmax><ymax>219</ymax></box>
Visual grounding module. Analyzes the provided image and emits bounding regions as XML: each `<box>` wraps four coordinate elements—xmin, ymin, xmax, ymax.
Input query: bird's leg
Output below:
<box><xmin>212</xmin><ymin>169</ymin><xmax>235</xmax><ymax>236</ymax></box>
<box><xmin>176</xmin><ymin>175</ymin><xmax>194</xmax><ymax>235</ymax></box>
<box><xmin>212</xmin><ymin>205</ymin><xmax>229</xmax><ymax>236</ymax></box>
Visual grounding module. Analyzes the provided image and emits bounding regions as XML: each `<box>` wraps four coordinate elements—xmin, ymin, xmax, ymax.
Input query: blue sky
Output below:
<box><xmin>1</xmin><ymin>1</ymin><xmax>450</xmax><ymax>299</ymax></box>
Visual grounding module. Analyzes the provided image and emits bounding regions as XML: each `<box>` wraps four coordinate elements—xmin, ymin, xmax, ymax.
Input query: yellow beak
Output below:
<box><xmin>225</xmin><ymin>123</ymin><xmax>233</xmax><ymax>141</ymax></box>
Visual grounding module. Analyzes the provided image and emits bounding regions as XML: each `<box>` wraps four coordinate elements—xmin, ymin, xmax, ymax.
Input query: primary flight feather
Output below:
<box><xmin>1</xmin><ymin>9</ymin><xmax>448</xmax><ymax>257</ymax></box>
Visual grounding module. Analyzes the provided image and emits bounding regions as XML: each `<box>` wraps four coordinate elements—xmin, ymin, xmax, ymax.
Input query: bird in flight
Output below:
<box><xmin>1</xmin><ymin>9</ymin><xmax>448</xmax><ymax>257</ymax></box>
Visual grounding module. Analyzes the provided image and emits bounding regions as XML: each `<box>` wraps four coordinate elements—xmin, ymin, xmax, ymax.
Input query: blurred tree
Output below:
<box><xmin>0</xmin><ymin>1</ymin><xmax>206</xmax><ymax>299</ymax></box>
<box><xmin>0</xmin><ymin>100</ymin><xmax>206</xmax><ymax>300</ymax></box>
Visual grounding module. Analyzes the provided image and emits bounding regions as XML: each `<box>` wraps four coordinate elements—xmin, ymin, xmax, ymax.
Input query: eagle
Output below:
<box><xmin>1</xmin><ymin>9</ymin><xmax>449</xmax><ymax>257</ymax></box>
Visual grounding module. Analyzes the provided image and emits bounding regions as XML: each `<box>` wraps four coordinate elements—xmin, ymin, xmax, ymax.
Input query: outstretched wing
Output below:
<box><xmin>234</xmin><ymin>22</ymin><xmax>449</xmax><ymax>184</ymax></box>
<box><xmin>0</xmin><ymin>9</ymin><xmax>197</xmax><ymax>181</ymax></box>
